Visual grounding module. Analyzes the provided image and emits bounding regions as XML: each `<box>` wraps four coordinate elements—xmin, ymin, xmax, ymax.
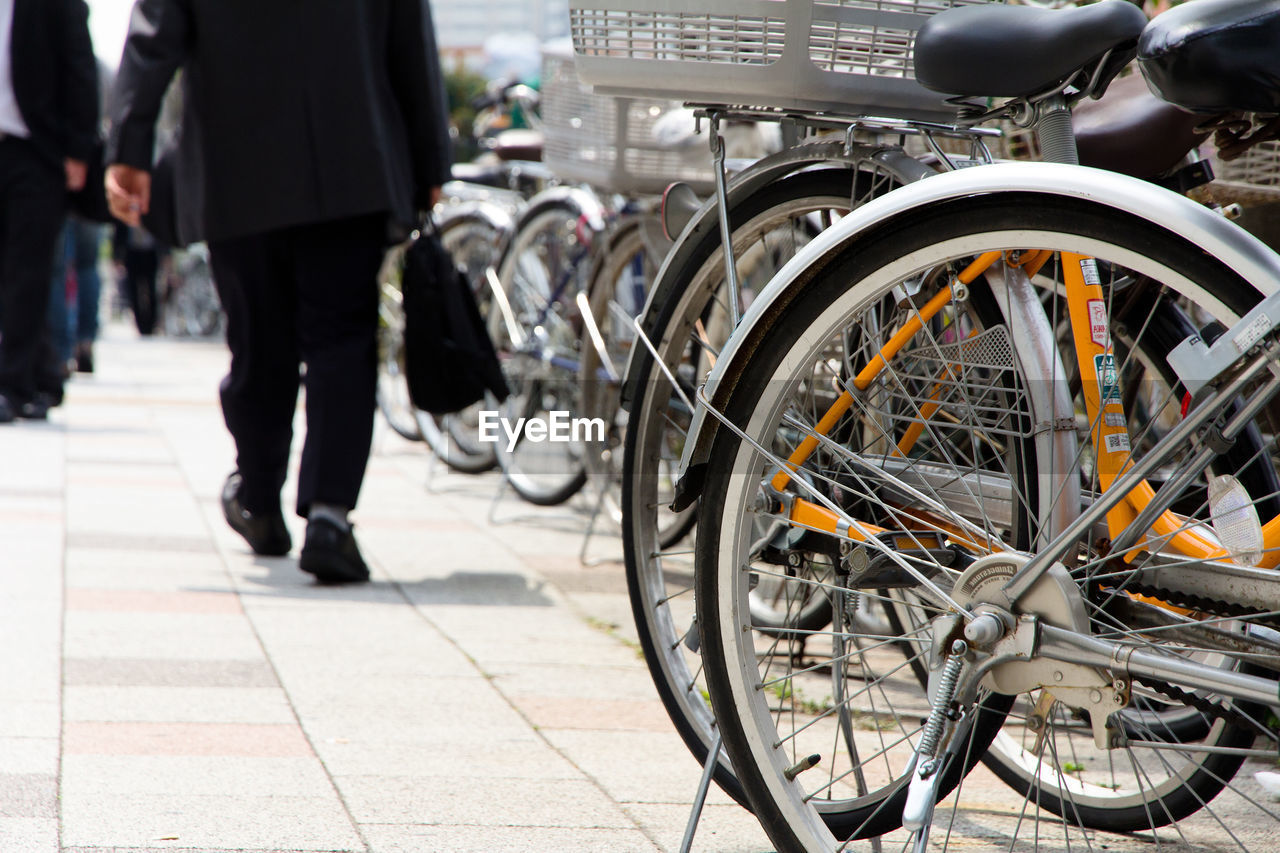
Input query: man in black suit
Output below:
<box><xmin>105</xmin><ymin>0</ymin><xmax>452</xmax><ymax>583</ymax></box>
<box><xmin>0</xmin><ymin>0</ymin><xmax>98</xmax><ymax>421</ymax></box>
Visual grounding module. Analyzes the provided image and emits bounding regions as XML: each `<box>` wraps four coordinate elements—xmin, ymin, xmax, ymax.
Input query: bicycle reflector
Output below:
<box><xmin>1207</xmin><ymin>474</ymin><xmax>1263</xmax><ymax>566</ymax></box>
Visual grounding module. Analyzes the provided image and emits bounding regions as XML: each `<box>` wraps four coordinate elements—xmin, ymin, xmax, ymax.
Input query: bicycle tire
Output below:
<box><xmin>490</xmin><ymin>191</ymin><xmax>600</xmax><ymax>506</ymax></box>
<box><xmin>694</xmin><ymin>193</ymin><xmax>1274</xmax><ymax>852</ymax></box>
<box><xmin>622</xmin><ymin>161</ymin><xmax>924</xmax><ymax>809</ymax></box>
<box><xmin>376</xmin><ymin>241</ymin><xmax>423</xmax><ymax>442</ymax></box>
<box><xmin>578</xmin><ymin>218</ymin><xmax>698</xmax><ymax>548</ymax></box>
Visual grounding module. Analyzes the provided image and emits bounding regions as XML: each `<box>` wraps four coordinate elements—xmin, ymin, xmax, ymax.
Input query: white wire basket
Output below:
<box><xmin>1211</xmin><ymin>140</ymin><xmax>1280</xmax><ymax>203</ymax></box>
<box><xmin>568</xmin><ymin>0</ymin><xmax>999</xmax><ymax>122</ymax></box>
<box><xmin>541</xmin><ymin>46</ymin><xmax>715</xmax><ymax>196</ymax></box>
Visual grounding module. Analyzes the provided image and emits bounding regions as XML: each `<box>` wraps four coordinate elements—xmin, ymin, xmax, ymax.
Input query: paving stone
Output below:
<box><xmin>64</xmin><ymin>686</ymin><xmax>296</xmax><ymax>724</ymax></box>
<box><xmin>0</xmin><ymin>773</ymin><xmax>57</xmax><ymax>818</ymax></box>
<box><xmin>61</xmin><ymin>755</ymin><xmax>336</xmax><ymax>798</ymax></box>
<box><xmin>361</xmin><ymin>822</ymin><xmax>663</xmax><ymax>852</ymax></box>
<box><xmin>63</xmin><ymin>658</ymin><xmax>280</xmax><ymax>689</ymax></box>
<box><xmin>334</xmin><ymin>775</ymin><xmax>635</xmax><ymax>828</ymax></box>
<box><xmin>59</xmin><ymin>792</ymin><xmax>363</xmax><ymax>850</ymax></box>
<box><xmin>0</xmin><ymin>738</ymin><xmax>59</xmax><ymax>776</ymax></box>
<box><xmin>0</xmin><ymin>816</ymin><xmax>58</xmax><ymax>852</ymax></box>
<box><xmin>542</xmin><ymin>729</ymin><xmax>741</xmax><ymax>807</ymax></box>
<box><xmin>63</xmin><ymin>722</ymin><xmax>312</xmax><ymax>758</ymax></box>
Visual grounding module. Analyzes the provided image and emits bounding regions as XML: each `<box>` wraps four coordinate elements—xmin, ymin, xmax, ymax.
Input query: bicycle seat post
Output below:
<box><xmin>1036</xmin><ymin>94</ymin><xmax>1079</xmax><ymax>166</ymax></box>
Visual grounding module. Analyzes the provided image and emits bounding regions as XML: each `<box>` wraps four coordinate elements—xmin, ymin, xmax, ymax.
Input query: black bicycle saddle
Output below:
<box><xmin>1139</xmin><ymin>0</ymin><xmax>1280</xmax><ymax>114</ymax></box>
<box><xmin>914</xmin><ymin>1</ymin><xmax>1148</xmax><ymax>99</ymax></box>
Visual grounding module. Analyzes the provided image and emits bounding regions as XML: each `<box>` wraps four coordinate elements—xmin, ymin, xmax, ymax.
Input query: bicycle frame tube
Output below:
<box><xmin>767</xmin><ymin>252</ymin><xmax>1002</xmax><ymax>494</ymax></box>
<box><xmin>677</xmin><ymin>163</ymin><xmax>1280</xmax><ymax>490</ymax></box>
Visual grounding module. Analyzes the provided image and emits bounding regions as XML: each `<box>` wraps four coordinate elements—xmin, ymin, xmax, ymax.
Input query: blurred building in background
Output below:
<box><xmin>436</xmin><ymin>0</ymin><xmax>569</xmax><ymax>78</ymax></box>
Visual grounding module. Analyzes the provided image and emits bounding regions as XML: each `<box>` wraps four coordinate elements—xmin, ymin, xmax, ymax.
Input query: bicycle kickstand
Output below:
<box><xmin>903</xmin><ymin>639</ymin><xmax>969</xmax><ymax>853</ymax></box>
<box><xmin>678</xmin><ymin>730</ymin><xmax>723</xmax><ymax>853</ymax></box>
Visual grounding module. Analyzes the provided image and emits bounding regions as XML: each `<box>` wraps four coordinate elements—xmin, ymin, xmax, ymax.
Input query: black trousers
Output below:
<box><xmin>0</xmin><ymin>137</ymin><xmax>65</xmax><ymax>403</ymax></box>
<box><xmin>208</xmin><ymin>214</ymin><xmax>386</xmax><ymax>518</ymax></box>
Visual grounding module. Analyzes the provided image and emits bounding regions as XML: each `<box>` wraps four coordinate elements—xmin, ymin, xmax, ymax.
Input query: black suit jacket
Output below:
<box><xmin>106</xmin><ymin>0</ymin><xmax>453</xmax><ymax>245</ymax></box>
<box><xmin>9</xmin><ymin>0</ymin><xmax>99</xmax><ymax>169</ymax></box>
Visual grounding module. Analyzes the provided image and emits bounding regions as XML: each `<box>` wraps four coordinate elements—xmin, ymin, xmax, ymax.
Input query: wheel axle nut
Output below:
<box><xmin>963</xmin><ymin>613</ymin><xmax>1004</xmax><ymax>647</ymax></box>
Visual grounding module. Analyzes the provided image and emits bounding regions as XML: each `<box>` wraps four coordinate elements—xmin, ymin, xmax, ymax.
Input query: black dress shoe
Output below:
<box><xmin>75</xmin><ymin>342</ymin><xmax>94</xmax><ymax>374</ymax></box>
<box><xmin>18</xmin><ymin>393</ymin><xmax>57</xmax><ymax>420</ymax></box>
<box><xmin>220</xmin><ymin>472</ymin><xmax>291</xmax><ymax>556</ymax></box>
<box><xmin>299</xmin><ymin>518</ymin><xmax>370</xmax><ymax>584</ymax></box>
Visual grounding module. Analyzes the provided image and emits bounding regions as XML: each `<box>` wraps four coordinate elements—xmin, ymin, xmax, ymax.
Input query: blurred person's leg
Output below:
<box><xmin>289</xmin><ymin>213</ymin><xmax>383</xmax><ymax>520</ymax></box>
<box><xmin>126</xmin><ymin>247</ymin><xmax>160</xmax><ymax>336</ymax></box>
<box><xmin>207</xmin><ymin>233</ymin><xmax>300</xmax><ymax>516</ymax></box>
<box><xmin>0</xmin><ymin>138</ymin><xmax>66</xmax><ymax>414</ymax></box>
<box><xmin>72</xmin><ymin>219</ymin><xmax>102</xmax><ymax>371</ymax></box>
<box><xmin>45</xmin><ymin>220</ymin><xmax>73</xmax><ymax>372</ymax></box>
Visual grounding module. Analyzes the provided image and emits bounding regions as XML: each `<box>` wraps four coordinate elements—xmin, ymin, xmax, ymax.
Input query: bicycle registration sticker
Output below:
<box><xmin>1093</xmin><ymin>353</ymin><xmax>1122</xmax><ymax>404</ymax></box>
<box><xmin>1233</xmin><ymin>313</ymin><xmax>1270</xmax><ymax>353</ymax></box>
<box><xmin>1080</xmin><ymin>259</ymin><xmax>1102</xmax><ymax>287</ymax></box>
<box><xmin>1104</xmin><ymin>433</ymin><xmax>1131</xmax><ymax>454</ymax></box>
<box><xmin>1087</xmin><ymin>299</ymin><xmax>1109</xmax><ymax>348</ymax></box>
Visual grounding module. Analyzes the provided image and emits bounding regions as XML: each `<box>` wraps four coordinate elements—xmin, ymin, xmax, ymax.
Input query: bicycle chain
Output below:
<box><xmin>1128</xmin><ymin>582</ymin><xmax>1280</xmax><ymax>629</ymax></box>
<box><xmin>1129</xmin><ymin>674</ymin><xmax>1252</xmax><ymax>728</ymax></box>
<box><xmin>1111</xmin><ymin>582</ymin><xmax>1274</xmax><ymax>727</ymax></box>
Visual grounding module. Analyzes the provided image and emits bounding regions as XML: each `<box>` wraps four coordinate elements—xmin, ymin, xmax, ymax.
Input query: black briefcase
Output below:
<box><xmin>401</xmin><ymin>222</ymin><xmax>509</xmax><ymax>415</ymax></box>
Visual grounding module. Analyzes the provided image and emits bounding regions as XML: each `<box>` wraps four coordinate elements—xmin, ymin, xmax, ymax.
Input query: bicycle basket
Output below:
<box><xmin>1210</xmin><ymin>140</ymin><xmax>1280</xmax><ymax>205</ymax></box>
<box><xmin>542</xmin><ymin>45</ymin><xmax>715</xmax><ymax>196</ymax></box>
<box><xmin>569</xmin><ymin>0</ymin><xmax>1002</xmax><ymax>122</ymax></box>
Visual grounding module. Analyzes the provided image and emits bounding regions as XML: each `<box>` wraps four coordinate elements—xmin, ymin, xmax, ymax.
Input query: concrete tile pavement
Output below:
<box><xmin>0</xmin><ymin>320</ymin><xmax>773</xmax><ymax>853</ymax></box>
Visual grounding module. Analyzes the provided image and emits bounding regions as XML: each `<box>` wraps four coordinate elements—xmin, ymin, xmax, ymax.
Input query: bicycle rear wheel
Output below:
<box><xmin>694</xmin><ymin>193</ymin><xmax>1279</xmax><ymax>852</ymax></box>
<box><xmin>376</xmin><ymin>242</ymin><xmax>422</xmax><ymax>441</ymax></box>
<box><xmin>416</xmin><ymin>205</ymin><xmax>512</xmax><ymax>473</ymax></box>
<box><xmin>577</xmin><ymin>218</ymin><xmax>694</xmax><ymax>546</ymax></box>
<box><xmin>623</xmin><ymin>159</ymin><xmax>924</xmax><ymax>808</ymax></box>
<box><xmin>490</xmin><ymin>193</ymin><xmax>599</xmax><ymax>505</ymax></box>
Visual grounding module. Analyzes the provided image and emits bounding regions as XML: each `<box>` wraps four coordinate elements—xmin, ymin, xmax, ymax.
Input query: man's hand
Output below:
<box><xmin>428</xmin><ymin>185</ymin><xmax>441</xmax><ymax>208</ymax></box>
<box><xmin>65</xmin><ymin>158</ymin><xmax>88</xmax><ymax>192</ymax></box>
<box><xmin>105</xmin><ymin>164</ymin><xmax>152</xmax><ymax>227</ymax></box>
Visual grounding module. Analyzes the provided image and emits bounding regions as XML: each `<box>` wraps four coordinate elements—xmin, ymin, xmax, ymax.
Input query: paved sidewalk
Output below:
<box><xmin>0</xmin><ymin>321</ymin><xmax>772</xmax><ymax>853</ymax></box>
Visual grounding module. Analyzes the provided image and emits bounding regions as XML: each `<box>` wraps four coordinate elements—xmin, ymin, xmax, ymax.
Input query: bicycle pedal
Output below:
<box><xmin>841</xmin><ymin>531</ymin><xmax>967</xmax><ymax>589</ymax></box>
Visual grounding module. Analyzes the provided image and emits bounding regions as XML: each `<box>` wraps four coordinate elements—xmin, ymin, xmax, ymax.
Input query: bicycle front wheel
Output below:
<box><xmin>490</xmin><ymin>194</ymin><xmax>597</xmax><ymax>506</ymax></box>
<box><xmin>694</xmin><ymin>193</ymin><xmax>1276</xmax><ymax>852</ymax></box>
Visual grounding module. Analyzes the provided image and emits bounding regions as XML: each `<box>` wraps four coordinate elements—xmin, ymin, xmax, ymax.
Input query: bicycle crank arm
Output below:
<box><xmin>1038</xmin><ymin>623</ymin><xmax>1280</xmax><ymax>710</ymax></box>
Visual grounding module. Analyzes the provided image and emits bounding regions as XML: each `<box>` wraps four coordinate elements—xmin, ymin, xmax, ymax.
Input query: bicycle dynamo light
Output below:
<box><xmin>1207</xmin><ymin>474</ymin><xmax>1263</xmax><ymax>566</ymax></box>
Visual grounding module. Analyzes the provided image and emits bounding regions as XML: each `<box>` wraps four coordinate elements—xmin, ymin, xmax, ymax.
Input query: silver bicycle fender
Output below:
<box><xmin>620</xmin><ymin>141</ymin><xmax>933</xmax><ymax>407</ymax></box>
<box><xmin>437</xmin><ymin>199</ymin><xmax>517</xmax><ymax>247</ymax></box>
<box><xmin>674</xmin><ymin>161</ymin><xmax>1280</xmax><ymax>508</ymax></box>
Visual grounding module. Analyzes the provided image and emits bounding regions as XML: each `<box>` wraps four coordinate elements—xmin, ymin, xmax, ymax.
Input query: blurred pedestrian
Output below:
<box><xmin>111</xmin><ymin>221</ymin><xmax>160</xmax><ymax>336</ymax></box>
<box><xmin>0</xmin><ymin>0</ymin><xmax>98</xmax><ymax>421</ymax></box>
<box><xmin>105</xmin><ymin>0</ymin><xmax>452</xmax><ymax>582</ymax></box>
<box><xmin>48</xmin><ymin>215</ymin><xmax>104</xmax><ymax>374</ymax></box>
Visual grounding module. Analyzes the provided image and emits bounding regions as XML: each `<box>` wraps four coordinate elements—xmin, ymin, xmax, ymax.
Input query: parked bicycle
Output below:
<box><xmin>569</xmin><ymin>0</ymin><xmax>1280</xmax><ymax>849</ymax></box>
<box><xmin>666</xmin><ymin>1</ymin><xmax>1280</xmax><ymax>851</ymax></box>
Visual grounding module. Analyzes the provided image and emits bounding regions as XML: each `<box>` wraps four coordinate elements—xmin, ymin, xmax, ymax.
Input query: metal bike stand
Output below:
<box><xmin>576</xmin><ymin>472</ymin><xmax>619</xmax><ymax>566</ymax></box>
<box><xmin>485</xmin><ymin>471</ymin><xmax>518</xmax><ymax>526</ymax></box>
<box><xmin>678</xmin><ymin>731</ymin><xmax>723</xmax><ymax>853</ymax></box>
<box><xmin>421</xmin><ymin>433</ymin><xmax>446</xmax><ymax>494</ymax></box>
<box><xmin>706</xmin><ymin>111</ymin><xmax>743</xmax><ymax>328</ymax></box>
<box><xmin>576</xmin><ymin>295</ymin><xmax>626</xmax><ymax>567</ymax></box>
